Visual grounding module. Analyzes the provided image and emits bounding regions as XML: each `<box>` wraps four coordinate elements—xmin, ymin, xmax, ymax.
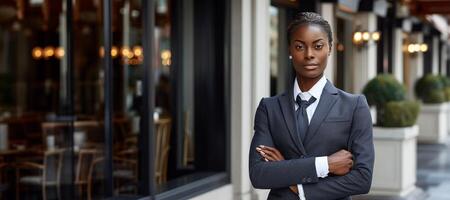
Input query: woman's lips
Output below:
<box><xmin>304</xmin><ymin>64</ymin><xmax>319</xmax><ymax>70</ymax></box>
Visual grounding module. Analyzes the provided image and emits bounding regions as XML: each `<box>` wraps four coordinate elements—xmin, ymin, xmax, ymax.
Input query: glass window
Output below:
<box><xmin>0</xmin><ymin>0</ymin><xmax>109</xmax><ymax>199</ymax></box>
<box><xmin>153</xmin><ymin>0</ymin><xmax>229</xmax><ymax>195</ymax></box>
<box><xmin>0</xmin><ymin>0</ymin><xmax>229</xmax><ymax>199</ymax></box>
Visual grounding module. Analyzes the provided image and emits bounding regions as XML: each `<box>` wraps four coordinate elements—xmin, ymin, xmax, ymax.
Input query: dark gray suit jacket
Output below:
<box><xmin>249</xmin><ymin>81</ymin><xmax>374</xmax><ymax>200</ymax></box>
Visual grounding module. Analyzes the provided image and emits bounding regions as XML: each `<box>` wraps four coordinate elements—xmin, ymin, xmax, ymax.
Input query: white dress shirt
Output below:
<box><xmin>293</xmin><ymin>75</ymin><xmax>329</xmax><ymax>200</ymax></box>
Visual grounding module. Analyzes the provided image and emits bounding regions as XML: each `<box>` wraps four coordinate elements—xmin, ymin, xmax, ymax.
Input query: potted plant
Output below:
<box><xmin>362</xmin><ymin>74</ymin><xmax>420</xmax><ymax>197</ymax></box>
<box><xmin>415</xmin><ymin>74</ymin><xmax>448</xmax><ymax>143</ymax></box>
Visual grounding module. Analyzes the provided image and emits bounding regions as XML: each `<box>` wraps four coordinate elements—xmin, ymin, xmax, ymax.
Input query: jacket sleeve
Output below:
<box><xmin>302</xmin><ymin>95</ymin><xmax>375</xmax><ymax>199</ymax></box>
<box><xmin>249</xmin><ymin>98</ymin><xmax>318</xmax><ymax>189</ymax></box>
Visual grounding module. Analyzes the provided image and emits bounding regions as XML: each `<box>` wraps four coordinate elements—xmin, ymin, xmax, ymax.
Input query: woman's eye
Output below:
<box><xmin>315</xmin><ymin>44</ymin><xmax>324</xmax><ymax>49</ymax></box>
<box><xmin>295</xmin><ymin>45</ymin><xmax>304</xmax><ymax>50</ymax></box>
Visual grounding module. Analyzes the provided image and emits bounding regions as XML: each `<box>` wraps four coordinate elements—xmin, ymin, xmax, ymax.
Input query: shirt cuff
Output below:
<box><xmin>297</xmin><ymin>184</ymin><xmax>306</xmax><ymax>200</ymax></box>
<box><xmin>315</xmin><ymin>156</ymin><xmax>329</xmax><ymax>178</ymax></box>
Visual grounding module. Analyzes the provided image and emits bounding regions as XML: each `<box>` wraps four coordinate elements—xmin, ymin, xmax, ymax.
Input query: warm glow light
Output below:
<box><xmin>414</xmin><ymin>44</ymin><xmax>420</xmax><ymax>52</ymax></box>
<box><xmin>362</xmin><ymin>32</ymin><xmax>370</xmax><ymax>41</ymax></box>
<box><xmin>32</xmin><ymin>47</ymin><xmax>43</xmax><ymax>59</ymax></box>
<box><xmin>353</xmin><ymin>32</ymin><xmax>362</xmax><ymax>43</ymax></box>
<box><xmin>121</xmin><ymin>47</ymin><xmax>131</xmax><ymax>57</ymax></box>
<box><xmin>111</xmin><ymin>46</ymin><xmax>118</xmax><ymax>57</ymax></box>
<box><xmin>55</xmin><ymin>47</ymin><xmax>65</xmax><ymax>58</ymax></box>
<box><xmin>127</xmin><ymin>51</ymin><xmax>134</xmax><ymax>59</ymax></box>
<box><xmin>99</xmin><ymin>47</ymin><xmax>105</xmax><ymax>57</ymax></box>
<box><xmin>161</xmin><ymin>50</ymin><xmax>171</xmax><ymax>66</ymax></box>
<box><xmin>161</xmin><ymin>50</ymin><xmax>171</xmax><ymax>60</ymax></box>
<box><xmin>133</xmin><ymin>46</ymin><xmax>143</xmax><ymax>57</ymax></box>
<box><xmin>420</xmin><ymin>44</ymin><xmax>428</xmax><ymax>52</ymax></box>
<box><xmin>371</xmin><ymin>32</ymin><xmax>380</xmax><ymax>41</ymax></box>
<box><xmin>44</xmin><ymin>46</ymin><xmax>54</xmax><ymax>58</ymax></box>
<box><xmin>408</xmin><ymin>44</ymin><xmax>415</xmax><ymax>53</ymax></box>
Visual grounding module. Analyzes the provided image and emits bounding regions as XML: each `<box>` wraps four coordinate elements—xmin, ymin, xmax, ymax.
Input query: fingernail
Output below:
<box><xmin>264</xmin><ymin>158</ymin><xmax>269</xmax><ymax>162</ymax></box>
<box><xmin>259</xmin><ymin>145</ymin><xmax>265</xmax><ymax>148</ymax></box>
<box><xmin>260</xmin><ymin>151</ymin><xmax>266</xmax><ymax>155</ymax></box>
<box><xmin>256</xmin><ymin>147</ymin><xmax>261</xmax><ymax>151</ymax></box>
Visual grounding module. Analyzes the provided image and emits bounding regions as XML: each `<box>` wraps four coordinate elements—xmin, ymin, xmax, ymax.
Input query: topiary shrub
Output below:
<box><xmin>415</xmin><ymin>74</ymin><xmax>446</xmax><ymax>104</ymax></box>
<box><xmin>438</xmin><ymin>75</ymin><xmax>450</xmax><ymax>101</ymax></box>
<box><xmin>382</xmin><ymin>101</ymin><xmax>420</xmax><ymax>127</ymax></box>
<box><xmin>363</xmin><ymin>74</ymin><xmax>408</xmax><ymax>126</ymax></box>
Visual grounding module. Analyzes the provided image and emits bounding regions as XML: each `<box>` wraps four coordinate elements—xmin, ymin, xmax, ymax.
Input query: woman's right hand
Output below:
<box><xmin>256</xmin><ymin>145</ymin><xmax>299</xmax><ymax>195</ymax></box>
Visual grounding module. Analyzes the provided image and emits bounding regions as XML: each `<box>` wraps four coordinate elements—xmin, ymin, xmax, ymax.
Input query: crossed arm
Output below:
<box><xmin>249</xmin><ymin>96</ymin><xmax>374</xmax><ymax>199</ymax></box>
<box><xmin>256</xmin><ymin>145</ymin><xmax>353</xmax><ymax>194</ymax></box>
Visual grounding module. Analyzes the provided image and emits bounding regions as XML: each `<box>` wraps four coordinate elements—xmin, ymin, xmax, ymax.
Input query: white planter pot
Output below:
<box><xmin>369</xmin><ymin>125</ymin><xmax>418</xmax><ymax>197</ymax></box>
<box><xmin>448</xmin><ymin>102</ymin><xmax>450</xmax><ymax>135</ymax></box>
<box><xmin>417</xmin><ymin>103</ymin><xmax>448</xmax><ymax>144</ymax></box>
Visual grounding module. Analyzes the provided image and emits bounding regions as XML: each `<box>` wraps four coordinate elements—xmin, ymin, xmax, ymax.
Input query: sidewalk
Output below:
<box><xmin>354</xmin><ymin>137</ymin><xmax>450</xmax><ymax>200</ymax></box>
<box><xmin>417</xmin><ymin>138</ymin><xmax>450</xmax><ymax>200</ymax></box>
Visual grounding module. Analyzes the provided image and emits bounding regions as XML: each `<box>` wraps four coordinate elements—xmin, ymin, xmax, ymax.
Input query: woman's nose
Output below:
<box><xmin>305</xmin><ymin>48</ymin><xmax>315</xmax><ymax>59</ymax></box>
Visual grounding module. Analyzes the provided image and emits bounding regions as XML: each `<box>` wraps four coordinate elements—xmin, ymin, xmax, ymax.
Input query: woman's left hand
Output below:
<box><xmin>256</xmin><ymin>145</ymin><xmax>298</xmax><ymax>195</ymax></box>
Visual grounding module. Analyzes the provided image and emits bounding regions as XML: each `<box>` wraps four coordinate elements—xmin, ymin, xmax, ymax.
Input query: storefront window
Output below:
<box><xmin>0</xmin><ymin>0</ymin><xmax>228</xmax><ymax>199</ymax></box>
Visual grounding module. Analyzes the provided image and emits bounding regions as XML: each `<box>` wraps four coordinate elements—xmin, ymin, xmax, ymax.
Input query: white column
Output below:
<box><xmin>352</xmin><ymin>13</ymin><xmax>378</xmax><ymax>94</ymax></box>
<box><xmin>408</xmin><ymin>33</ymin><xmax>424</xmax><ymax>99</ymax></box>
<box><xmin>441</xmin><ymin>40</ymin><xmax>447</xmax><ymax>76</ymax></box>
<box><xmin>321</xmin><ymin>3</ymin><xmax>336</xmax><ymax>84</ymax></box>
<box><xmin>393</xmin><ymin>28</ymin><xmax>404</xmax><ymax>83</ymax></box>
<box><xmin>432</xmin><ymin>36</ymin><xmax>439</xmax><ymax>75</ymax></box>
<box><xmin>230</xmin><ymin>0</ymin><xmax>255</xmax><ymax>199</ymax></box>
<box><xmin>251</xmin><ymin>0</ymin><xmax>271</xmax><ymax>199</ymax></box>
<box><xmin>251</xmin><ymin>0</ymin><xmax>271</xmax><ymax>106</ymax></box>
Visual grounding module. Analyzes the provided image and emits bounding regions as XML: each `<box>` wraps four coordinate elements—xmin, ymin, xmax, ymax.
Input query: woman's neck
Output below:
<box><xmin>296</xmin><ymin>74</ymin><xmax>323</xmax><ymax>92</ymax></box>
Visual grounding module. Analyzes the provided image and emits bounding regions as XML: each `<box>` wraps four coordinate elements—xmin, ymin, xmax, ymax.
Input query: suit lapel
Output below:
<box><xmin>304</xmin><ymin>81</ymin><xmax>338</xmax><ymax>145</ymax></box>
<box><xmin>278</xmin><ymin>91</ymin><xmax>307</xmax><ymax>155</ymax></box>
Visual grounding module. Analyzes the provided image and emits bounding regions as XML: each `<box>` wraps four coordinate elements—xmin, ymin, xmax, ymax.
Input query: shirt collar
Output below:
<box><xmin>293</xmin><ymin>75</ymin><xmax>327</xmax><ymax>101</ymax></box>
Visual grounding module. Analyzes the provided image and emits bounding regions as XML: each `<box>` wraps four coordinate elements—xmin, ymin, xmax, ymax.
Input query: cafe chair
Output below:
<box><xmin>16</xmin><ymin>148</ymin><xmax>66</xmax><ymax>200</ymax></box>
<box><xmin>155</xmin><ymin>118</ymin><xmax>171</xmax><ymax>184</ymax></box>
<box><xmin>75</xmin><ymin>149</ymin><xmax>100</xmax><ymax>199</ymax></box>
<box><xmin>87</xmin><ymin>157</ymin><xmax>138</xmax><ymax>200</ymax></box>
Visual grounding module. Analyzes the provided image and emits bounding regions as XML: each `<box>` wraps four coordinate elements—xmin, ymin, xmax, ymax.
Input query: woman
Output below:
<box><xmin>249</xmin><ymin>12</ymin><xmax>374</xmax><ymax>200</ymax></box>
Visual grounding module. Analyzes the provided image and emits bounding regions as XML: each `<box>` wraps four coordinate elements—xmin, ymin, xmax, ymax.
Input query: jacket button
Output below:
<box><xmin>307</xmin><ymin>178</ymin><xmax>312</xmax><ymax>182</ymax></box>
<box><xmin>302</xmin><ymin>178</ymin><xmax>306</xmax><ymax>182</ymax></box>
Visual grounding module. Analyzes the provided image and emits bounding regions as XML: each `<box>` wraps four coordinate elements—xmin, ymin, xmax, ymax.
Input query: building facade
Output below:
<box><xmin>0</xmin><ymin>0</ymin><xmax>449</xmax><ymax>199</ymax></box>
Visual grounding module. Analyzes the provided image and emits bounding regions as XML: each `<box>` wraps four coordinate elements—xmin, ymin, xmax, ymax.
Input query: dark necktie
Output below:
<box><xmin>296</xmin><ymin>95</ymin><xmax>316</xmax><ymax>142</ymax></box>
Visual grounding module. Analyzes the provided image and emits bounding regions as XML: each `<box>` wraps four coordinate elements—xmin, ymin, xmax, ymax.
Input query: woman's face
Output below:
<box><xmin>289</xmin><ymin>24</ymin><xmax>330</xmax><ymax>80</ymax></box>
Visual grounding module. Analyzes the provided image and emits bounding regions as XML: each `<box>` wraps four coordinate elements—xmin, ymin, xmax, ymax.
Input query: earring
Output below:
<box><xmin>289</xmin><ymin>55</ymin><xmax>292</xmax><ymax>59</ymax></box>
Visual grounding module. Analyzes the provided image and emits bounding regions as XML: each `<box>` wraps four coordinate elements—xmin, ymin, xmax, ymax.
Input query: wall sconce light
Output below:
<box><xmin>98</xmin><ymin>45</ymin><xmax>144</xmax><ymax>65</ymax></box>
<box><xmin>405</xmin><ymin>43</ymin><xmax>428</xmax><ymax>53</ymax></box>
<box><xmin>353</xmin><ymin>31</ymin><xmax>381</xmax><ymax>46</ymax></box>
<box><xmin>33</xmin><ymin>45</ymin><xmax>144</xmax><ymax>66</ymax></box>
